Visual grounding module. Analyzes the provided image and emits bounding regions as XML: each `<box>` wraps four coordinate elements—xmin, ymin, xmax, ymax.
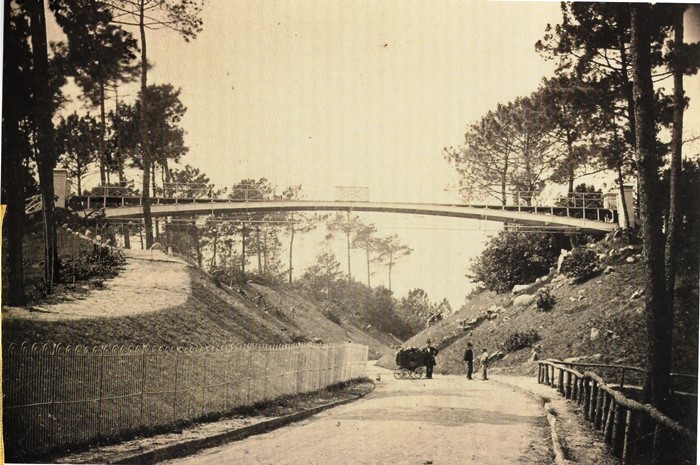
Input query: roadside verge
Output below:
<box><xmin>55</xmin><ymin>380</ymin><xmax>374</xmax><ymax>465</ymax></box>
<box><xmin>491</xmin><ymin>375</ymin><xmax>618</xmax><ymax>465</ymax></box>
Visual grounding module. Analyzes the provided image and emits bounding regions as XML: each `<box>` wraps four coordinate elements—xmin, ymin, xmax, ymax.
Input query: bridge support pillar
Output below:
<box><xmin>53</xmin><ymin>169</ymin><xmax>71</xmax><ymax>208</ymax></box>
<box><xmin>604</xmin><ymin>185</ymin><xmax>638</xmax><ymax>229</ymax></box>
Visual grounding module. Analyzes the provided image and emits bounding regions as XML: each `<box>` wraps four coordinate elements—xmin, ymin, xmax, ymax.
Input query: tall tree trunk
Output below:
<box><xmin>115</xmin><ymin>89</ymin><xmax>127</xmax><ymax>184</ymax></box>
<box><xmin>255</xmin><ymin>226</ymin><xmax>262</xmax><ymax>273</ymax></box>
<box><xmin>346</xmin><ymin>211</ymin><xmax>352</xmax><ymax>282</ymax></box>
<box><xmin>2</xmin><ymin>92</ymin><xmax>26</xmax><ymax>304</ymax></box>
<box><xmin>28</xmin><ymin>0</ymin><xmax>59</xmax><ymax>291</ymax></box>
<box><xmin>616</xmin><ymin>163</ymin><xmax>631</xmax><ymax>229</ymax></box>
<box><xmin>138</xmin><ymin>0</ymin><xmax>153</xmax><ymax>248</ymax></box>
<box><xmin>211</xmin><ymin>225</ymin><xmax>218</xmax><ymax>268</ymax></box>
<box><xmin>288</xmin><ymin>219</ymin><xmax>295</xmax><ymax>284</ymax></box>
<box><xmin>631</xmin><ymin>5</ymin><xmax>672</xmax><ymax>416</ymax></box>
<box><xmin>388</xmin><ymin>253</ymin><xmax>393</xmax><ymax>291</ymax></box>
<box><xmin>566</xmin><ymin>131</ymin><xmax>575</xmax><ymax>195</ymax></box>
<box><xmin>263</xmin><ymin>226</ymin><xmax>268</xmax><ymax>275</ymax></box>
<box><xmin>500</xmin><ymin>155</ymin><xmax>508</xmax><ymax>206</ymax></box>
<box><xmin>241</xmin><ymin>226</ymin><xmax>247</xmax><ymax>275</ymax></box>
<box><xmin>123</xmin><ymin>223</ymin><xmax>131</xmax><ymax>249</ymax></box>
<box><xmin>99</xmin><ymin>79</ymin><xmax>107</xmax><ymax>186</ymax></box>
<box><xmin>152</xmin><ymin>167</ymin><xmax>159</xmax><ymax>242</ymax></box>
<box><xmin>662</xmin><ymin>5</ymin><xmax>685</xmax><ymax>395</ymax></box>
<box><xmin>192</xmin><ymin>221</ymin><xmax>202</xmax><ymax>267</ymax></box>
<box><xmin>366</xmin><ymin>246</ymin><xmax>371</xmax><ymax>288</ymax></box>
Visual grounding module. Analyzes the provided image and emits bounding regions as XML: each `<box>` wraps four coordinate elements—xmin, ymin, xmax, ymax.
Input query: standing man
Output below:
<box><xmin>424</xmin><ymin>339</ymin><xmax>439</xmax><ymax>379</ymax></box>
<box><xmin>479</xmin><ymin>348</ymin><xmax>490</xmax><ymax>380</ymax></box>
<box><xmin>463</xmin><ymin>342</ymin><xmax>474</xmax><ymax>380</ymax></box>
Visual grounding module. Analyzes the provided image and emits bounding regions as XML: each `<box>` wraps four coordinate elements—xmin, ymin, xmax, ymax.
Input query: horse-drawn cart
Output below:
<box><xmin>394</xmin><ymin>348</ymin><xmax>426</xmax><ymax>380</ymax></box>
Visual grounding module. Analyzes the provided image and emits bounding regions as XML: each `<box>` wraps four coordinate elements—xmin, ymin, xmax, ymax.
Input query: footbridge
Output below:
<box><xmin>68</xmin><ymin>195</ymin><xmax>620</xmax><ymax>234</ymax></box>
<box><xmin>51</xmin><ymin>169</ymin><xmax>631</xmax><ymax>234</ymax></box>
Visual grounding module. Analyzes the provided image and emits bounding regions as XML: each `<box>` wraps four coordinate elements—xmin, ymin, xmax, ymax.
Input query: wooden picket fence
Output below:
<box><xmin>537</xmin><ymin>360</ymin><xmax>696</xmax><ymax>464</ymax></box>
<box><xmin>3</xmin><ymin>341</ymin><xmax>368</xmax><ymax>460</ymax></box>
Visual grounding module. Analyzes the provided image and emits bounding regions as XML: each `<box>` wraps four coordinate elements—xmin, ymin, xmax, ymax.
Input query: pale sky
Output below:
<box><xmin>50</xmin><ymin>1</ymin><xmax>700</xmax><ymax>308</ymax></box>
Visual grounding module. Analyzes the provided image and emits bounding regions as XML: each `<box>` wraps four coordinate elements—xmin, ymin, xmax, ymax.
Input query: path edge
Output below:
<box><xmin>112</xmin><ymin>389</ymin><xmax>374</xmax><ymax>464</ymax></box>
<box><xmin>492</xmin><ymin>378</ymin><xmax>572</xmax><ymax>465</ymax></box>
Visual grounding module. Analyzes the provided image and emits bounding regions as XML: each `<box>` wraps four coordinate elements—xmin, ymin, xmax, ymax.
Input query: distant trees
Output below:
<box><xmin>104</xmin><ymin>0</ymin><xmax>204</xmax><ymax>248</ymax></box>
<box><xmin>326</xmin><ymin>212</ymin><xmax>365</xmax><ymax>282</ymax></box>
<box><xmin>134</xmin><ymin>84</ymin><xmax>189</xmax><ymax>192</ymax></box>
<box><xmin>444</xmin><ymin>90</ymin><xmax>568</xmax><ymax>205</ymax></box>
<box><xmin>279</xmin><ymin>185</ymin><xmax>326</xmax><ymax>284</ymax></box>
<box><xmin>395</xmin><ymin>288</ymin><xmax>451</xmax><ymax>333</ymax></box>
<box><xmin>56</xmin><ymin>113</ymin><xmax>101</xmax><ymax>194</ymax></box>
<box><xmin>372</xmin><ymin>234</ymin><xmax>412</xmax><ymax>292</ymax></box>
<box><xmin>297</xmin><ymin>251</ymin><xmax>420</xmax><ymax>340</ymax></box>
<box><xmin>51</xmin><ymin>0</ymin><xmax>139</xmax><ymax>186</ymax></box>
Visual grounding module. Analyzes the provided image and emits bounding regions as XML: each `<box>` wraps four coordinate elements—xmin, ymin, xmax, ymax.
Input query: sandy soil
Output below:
<box><xmin>3</xmin><ymin>249</ymin><xmax>191</xmax><ymax>321</ymax></box>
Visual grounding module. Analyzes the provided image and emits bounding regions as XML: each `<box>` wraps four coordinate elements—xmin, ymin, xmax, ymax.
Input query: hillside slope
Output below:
<box><xmin>378</xmin><ymin>246</ymin><xmax>699</xmax><ymax>378</ymax></box>
<box><xmin>2</xmin><ymin>249</ymin><xmax>393</xmax><ymax>358</ymax></box>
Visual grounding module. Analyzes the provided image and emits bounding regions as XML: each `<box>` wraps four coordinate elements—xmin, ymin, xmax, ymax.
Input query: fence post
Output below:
<box><xmin>202</xmin><ymin>349</ymin><xmax>208</xmax><ymax>417</ymax></box>
<box><xmin>595</xmin><ymin>388</ymin><xmax>604</xmax><ymax>429</ymax></box>
<box><xmin>263</xmin><ymin>346</ymin><xmax>270</xmax><ymax>400</ymax></box>
<box><xmin>139</xmin><ymin>345</ymin><xmax>146</xmax><ymax>426</ymax></box>
<box><xmin>612</xmin><ymin>404</ymin><xmax>624</xmax><ymax>455</ymax></box>
<box><xmin>583</xmin><ymin>378</ymin><xmax>590</xmax><ymax>421</ymax></box>
<box><xmin>621</xmin><ymin>409</ymin><xmax>635</xmax><ymax>464</ymax></box>
<box><xmin>246</xmin><ymin>345</ymin><xmax>254</xmax><ymax>404</ymax></box>
<box><xmin>98</xmin><ymin>347</ymin><xmax>105</xmax><ymax>439</ymax></box>
<box><xmin>604</xmin><ymin>399</ymin><xmax>616</xmax><ymax>444</ymax></box>
<box><xmin>558</xmin><ymin>368</ymin><xmax>564</xmax><ymax>395</ymax></box>
<box><xmin>173</xmin><ymin>350</ymin><xmax>179</xmax><ymax>423</ymax></box>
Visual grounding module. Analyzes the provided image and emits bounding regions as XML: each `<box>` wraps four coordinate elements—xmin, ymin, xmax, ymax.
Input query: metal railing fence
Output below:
<box><xmin>3</xmin><ymin>341</ymin><xmax>368</xmax><ymax>459</ymax></box>
<box><xmin>537</xmin><ymin>360</ymin><xmax>696</xmax><ymax>465</ymax></box>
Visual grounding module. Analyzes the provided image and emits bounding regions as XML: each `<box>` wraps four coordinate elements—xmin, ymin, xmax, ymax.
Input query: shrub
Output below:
<box><xmin>290</xmin><ymin>334</ymin><xmax>309</xmax><ymax>343</ymax></box>
<box><xmin>470</xmin><ymin>231</ymin><xmax>566</xmax><ymax>293</ymax></box>
<box><xmin>60</xmin><ymin>245</ymin><xmax>126</xmax><ymax>284</ymax></box>
<box><xmin>504</xmin><ymin>330</ymin><xmax>541</xmax><ymax>353</ymax></box>
<box><xmin>322</xmin><ymin>308</ymin><xmax>343</xmax><ymax>326</ymax></box>
<box><xmin>536</xmin><ymin>287</ymin><xmax>556</xmax><ymax>311</ymax></box>
<box><xmin>560</xmin><ymin>246</ymin><xmax>599</xmax><ymax>283</ymax></box>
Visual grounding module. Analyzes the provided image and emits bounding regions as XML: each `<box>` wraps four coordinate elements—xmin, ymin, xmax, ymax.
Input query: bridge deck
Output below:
<box><xmin>70</xmin><ymin>196</ymin><xmax>618</xmax><ymax>233</ymax></box>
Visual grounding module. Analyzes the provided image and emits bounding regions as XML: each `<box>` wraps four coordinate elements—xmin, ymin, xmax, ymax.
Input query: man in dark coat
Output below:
<box><xmin>424</xmin><ymin>339</ymin><xmax>439</xmax><ymax>379</ymax></box>
<box><xmin>463</xmin><ymin>342</ymin><xmax>474</xmax><ymax>380</ymax></box>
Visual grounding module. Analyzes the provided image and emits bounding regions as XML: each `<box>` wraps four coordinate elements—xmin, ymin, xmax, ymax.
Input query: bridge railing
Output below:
<box><xmin>69</xmin><ymin>189</ymin><xmax>619</xmax><ymax>224</ymax></box>
<box><xmin>537</xmin><ymin>360</ymin><xmax>696</xmax><ymax>464</ymax></box>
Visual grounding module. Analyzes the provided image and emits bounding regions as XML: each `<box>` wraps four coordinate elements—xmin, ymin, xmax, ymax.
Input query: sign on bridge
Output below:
<box><xmin>334</xmin><ymin>186</ymin><xmax>369</xmax><ymax>202</ymax></box>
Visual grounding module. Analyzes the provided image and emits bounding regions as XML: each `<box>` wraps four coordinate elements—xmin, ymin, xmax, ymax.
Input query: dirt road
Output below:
<box><xmin>162</xmin><ymin>366</ymin><xmax>551</xmax><ymax>465</ymax></box>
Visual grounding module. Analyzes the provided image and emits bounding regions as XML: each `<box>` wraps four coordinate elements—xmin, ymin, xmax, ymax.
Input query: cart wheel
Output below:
<box><xmin>393</xmin><ymin>369</ymin><xmax>403</xmax><ymax>380</ymax></box>
<box><xmin>400</xmin><ymin>368</ymin><xmax>411</xmax><ymax>379</ymax></box>
<box><xmin>411</xmin><ymin>367</ymin><xmax>424</xmax><ymax>379</ymax></box>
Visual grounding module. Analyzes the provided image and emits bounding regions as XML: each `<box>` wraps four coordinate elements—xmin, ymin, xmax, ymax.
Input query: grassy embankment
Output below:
<box><xmin>378</xmin><ymin>240</ymin><xmax>699</xmax><ymax>382</ymax></box>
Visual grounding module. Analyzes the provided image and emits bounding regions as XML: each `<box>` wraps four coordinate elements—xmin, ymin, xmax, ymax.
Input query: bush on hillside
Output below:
<box><xmin>536</xmin><ymin>287</ymin><xmax>555</xmax><ymax>311</ymax></box>
<box><xmin>60</xmin><ymin>245</ymin><xmax>126</xmax><ymax>284</ymax></box>
<box><xmin>470</xmin><ymin>231</ymin><xmax>565</xmax><ymax>293</ymax></box>
<box><xmin>560</xmin><ymin>246</ymin><xmax>599</xmax><ymax>283</ymax></box>
<box><xmin>503</xmin><ymin>330</ymin><xmax>541</xmax><ymax>353</ymax></box>
<box><xmin>322</xmin><ymin>307</ymin><xmax>343</xmax><ymax>325</ymax></box>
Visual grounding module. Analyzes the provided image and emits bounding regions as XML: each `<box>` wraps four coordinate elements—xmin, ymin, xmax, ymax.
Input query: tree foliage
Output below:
<box><xmin>56</xmin><ymin>112</ymin><xmax>100</xmax><ymax>194</ymax></box>
<box><xmin>560</xmin><ymin>246</ymin><xmax>599</xmax><ymax>283</ymax></box>
<box><xmin>470</xmin><ymin>230</ymin><xmax>565</xmax><ymax>293</ymax></box>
